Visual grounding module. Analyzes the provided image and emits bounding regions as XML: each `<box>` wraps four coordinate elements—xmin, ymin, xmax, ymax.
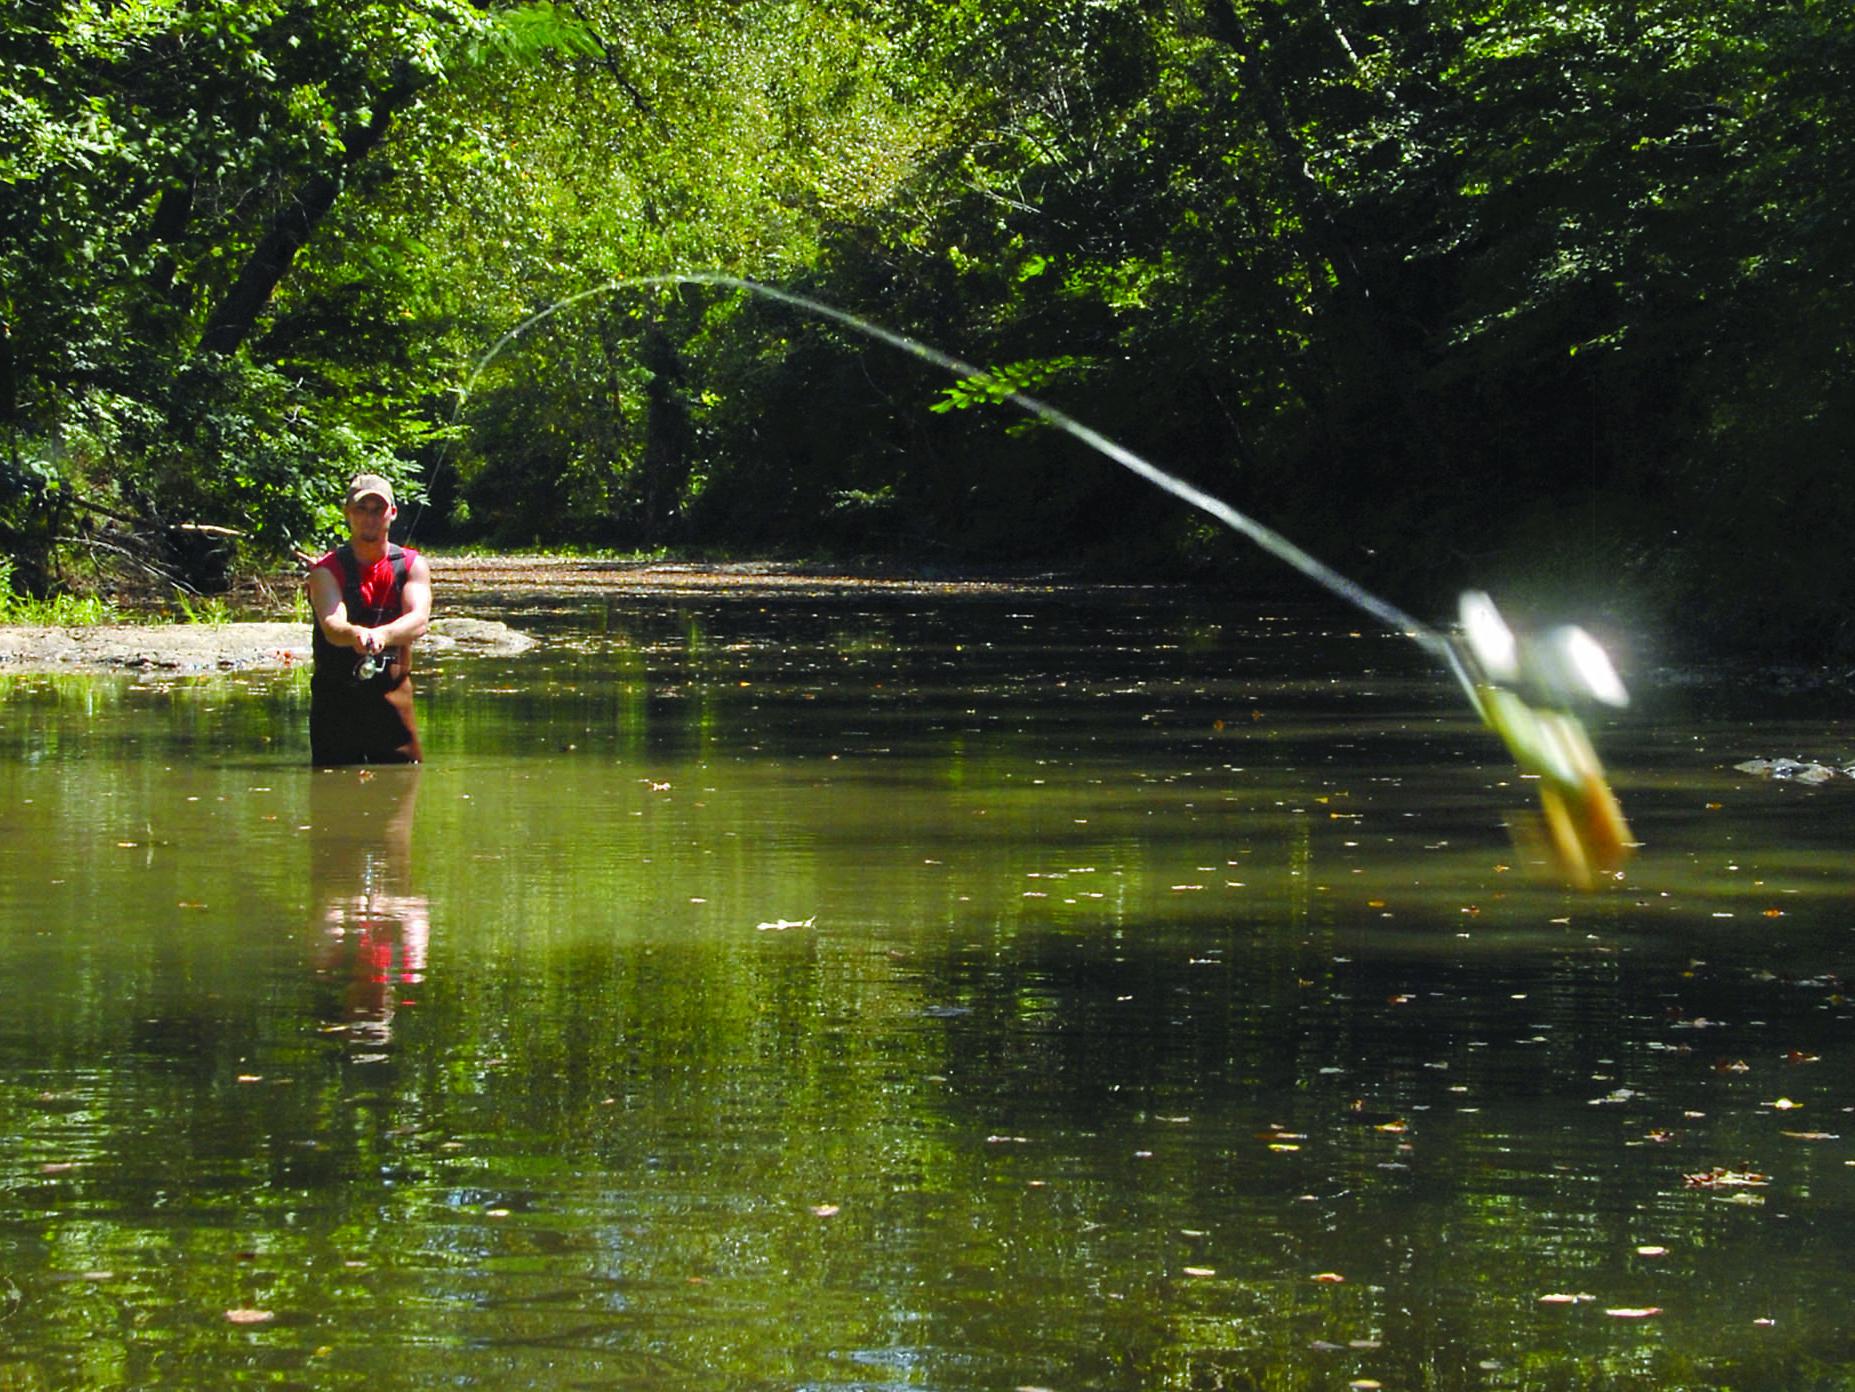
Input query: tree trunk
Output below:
<box><xmin>0</xmin><ymin>317</ymin><xmax>15</xmax><ymax>427</ymax></box>
<box><xmin>639</xmin><ymin>320</ymin><xmax>691</xmax><ymax>544</ymax></box>
<box><xmin>128</xmin><ymin>177</ymin><xmax>197</xmax><ymax>343</ymax></box>
<box><xmin>194</xmin><ymin>64</ymin><xmax>423</xmax><ymax>359</ymax></box>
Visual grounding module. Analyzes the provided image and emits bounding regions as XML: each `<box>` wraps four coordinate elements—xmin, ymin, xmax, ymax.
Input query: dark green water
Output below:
<box><xmin>1</xmin><ymin>581</ymin><xmax>1850</xmax><ymax>1390</ymax></box>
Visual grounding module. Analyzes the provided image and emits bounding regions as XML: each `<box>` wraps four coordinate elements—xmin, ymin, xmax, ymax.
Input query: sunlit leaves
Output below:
<box><xmin>930</xmin><ymin>356</ymin><xmax>1089</xmax><ymax>413</ymax></box>
<box><xmin>472</xmin><ymin>1</ymin><xmax>605</xmax><ymax>65</ymax></box>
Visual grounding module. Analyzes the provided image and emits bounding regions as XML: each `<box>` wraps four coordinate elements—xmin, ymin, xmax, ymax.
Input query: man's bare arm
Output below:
<box><xmin>374</xmin><ymin>554</ymin><xmax>432</xmax><ymax>649</ymax></box>
<box><xmin>308</xmin><ymin>565</ymin><xmax>367</xmax><ymax>650</ymax></box>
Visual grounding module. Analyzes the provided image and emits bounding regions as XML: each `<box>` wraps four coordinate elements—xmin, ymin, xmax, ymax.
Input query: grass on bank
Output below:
<box><xmin>0</xmin><ymin>560</ymin><xmax>118</xmax><ymax>625</ymax></box>
<box><xmin>0</xmin><ymin>559</ymin><xmax>281</xmax><ymax>626</ymax></box>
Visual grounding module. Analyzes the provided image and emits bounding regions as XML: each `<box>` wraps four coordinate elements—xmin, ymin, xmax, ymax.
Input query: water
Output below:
<box><xmin>0</xmin><ymin>577</ymin><xmax>1850</xmax><ymax>1390</ymax></box>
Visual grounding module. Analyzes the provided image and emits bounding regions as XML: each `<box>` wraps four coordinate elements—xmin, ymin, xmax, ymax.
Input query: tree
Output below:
<box><xmin>416</xmin><ymin>0</ymin><xmax>939</xmax><ymax>548</ymax></box>
<box><xmin>0</xmin><ymin>0</ymin><xmax>591</xmax><ymax>587</ymax></box>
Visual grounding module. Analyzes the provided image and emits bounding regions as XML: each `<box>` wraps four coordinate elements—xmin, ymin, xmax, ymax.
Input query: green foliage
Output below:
<box><xmin>3</xmin><ymin>0</ymin><xmax>1850</xmax><ymax>653</ymax></box>
<box><xmin>412</xmin><ymin>0</ymin><xmax>941</xmax><ymax>548</ymax></box>
<box><xmin>0</xmin><ymin>0</ymin><xmax>491</xmax><ymax>583</ymax></box>
<box><xmin>670</xmin><ymin>0</ymin><xmax>1853</xmax><ymax>645</ymax></box>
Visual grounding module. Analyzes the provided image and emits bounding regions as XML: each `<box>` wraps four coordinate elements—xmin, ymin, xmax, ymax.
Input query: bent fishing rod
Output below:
<box><xmin>413</xmin><ymin>274</ymin><xmax>1637</xmax><ymax>886</ymax></box>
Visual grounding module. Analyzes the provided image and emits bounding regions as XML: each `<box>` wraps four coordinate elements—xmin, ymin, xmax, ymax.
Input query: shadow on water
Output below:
<box><xmin>0</xmin><ymin>583</ymin><xmax>1849</xmax><ymax>1390</ymax></box>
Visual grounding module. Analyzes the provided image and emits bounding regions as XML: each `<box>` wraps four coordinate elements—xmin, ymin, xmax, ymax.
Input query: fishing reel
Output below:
<box><xmin>352</xmin><ymin>650</ymin><xmax>391</xmax><ymax>684</ymax></box>
<box><xmin>1451</xmin><ymin>592</ymin><xmax>1635</xmax><ymax>888</ymax></box>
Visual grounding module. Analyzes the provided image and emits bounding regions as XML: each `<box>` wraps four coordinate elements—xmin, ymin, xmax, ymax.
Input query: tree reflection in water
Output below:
<box><xmin>308</xmin><ymin>767</ymin><xmax>429</xmax><ymax>1049</ymax></box>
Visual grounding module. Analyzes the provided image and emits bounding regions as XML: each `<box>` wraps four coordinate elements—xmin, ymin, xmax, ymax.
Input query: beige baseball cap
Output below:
<box><xmin>345</xmin><ymin>473</ymin><xmax>395</xmax><ymax>508</ymax></box>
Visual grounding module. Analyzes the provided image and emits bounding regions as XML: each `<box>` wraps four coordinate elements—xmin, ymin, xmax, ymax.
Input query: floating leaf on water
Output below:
<box><xmin>224</xmin><ymin>1308</ymin><xmax>274</xmax><ymax>1325</ymax></box>
<box><xmin>755</xmin><ymin>916</ymin><xmax>815</xmax><ymax>932</ymax></box>
<box><xmin>1589</xmin><ymin>1087</ymin><xmax>1643</xmax><ymax>1105</ymax></box>
<box><xmin>1683</xmin><ymin>1168</ymin><xmax>1769</xmax><ymax>1188</ymax></box>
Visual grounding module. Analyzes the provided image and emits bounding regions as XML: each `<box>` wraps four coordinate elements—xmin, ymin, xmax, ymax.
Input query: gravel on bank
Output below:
<box><xmin>0</xmin><ymin>617</ymin><xmax>535</xmax><ymax>675</ymax></box>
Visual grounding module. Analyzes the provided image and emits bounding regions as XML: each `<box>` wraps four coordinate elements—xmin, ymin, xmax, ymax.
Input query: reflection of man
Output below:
<box><xmin>310</xmin><ymin>768</ymin><xmax>429</xmax><ymax>1045</ymax></box>
<box><xmin>307</xmin><ymin>473</ymin><xmax>432</xmax><ymax>765</ymax></box>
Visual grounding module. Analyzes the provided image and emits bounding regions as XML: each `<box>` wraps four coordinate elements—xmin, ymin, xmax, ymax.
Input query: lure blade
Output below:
<box><xmin>1456</xmin><ymin>593</ymin><xmax>1634</xmax><ymax>888</ymax></box>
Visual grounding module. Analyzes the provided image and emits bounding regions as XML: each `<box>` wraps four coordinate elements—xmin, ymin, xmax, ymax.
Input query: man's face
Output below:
<box><xmin>346</xmin><ymin>495</ymin><xmax>394</xmax><ymax>538</ymax></box>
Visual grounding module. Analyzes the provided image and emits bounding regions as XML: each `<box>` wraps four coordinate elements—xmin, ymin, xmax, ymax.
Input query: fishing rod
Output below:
<box><xmin>412</xmin><ymin>273</ymin><xmax>1635</xmax><ymax>887</ymax></box>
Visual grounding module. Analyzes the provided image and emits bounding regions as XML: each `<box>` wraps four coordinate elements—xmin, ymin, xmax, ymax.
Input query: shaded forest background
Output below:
<box><xmin>2</xmin><ymin>0</ymin><xmax>1849</xmax><ymax>657</ymax></box>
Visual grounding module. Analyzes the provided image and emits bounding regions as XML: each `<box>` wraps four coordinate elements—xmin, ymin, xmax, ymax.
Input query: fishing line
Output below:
<box><xmin>410</xmin><ymin>273</ymin><xmax>1457</xmax><ymax>660</ymax></box>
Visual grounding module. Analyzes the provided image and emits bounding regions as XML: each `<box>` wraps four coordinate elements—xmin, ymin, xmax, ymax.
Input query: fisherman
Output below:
<box><xmin>307</xmin><ymin>473</ymin><xmax>432</xmax><ymax>764</ymax></box>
